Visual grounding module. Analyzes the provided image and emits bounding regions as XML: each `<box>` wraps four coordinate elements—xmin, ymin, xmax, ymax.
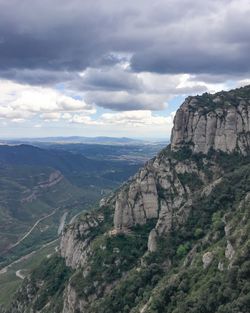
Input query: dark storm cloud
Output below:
<box><xmin>0</xmin><ymin>0</ymin><xmax>140</xmax><ymax>72</ymax></box>
<box><xmin>0</xmin><ymin>69</ymin><xmax>77</xmax><ymax>85</ymax></box>
<box><xmin>130</xmin><ymin>43</ymin><xmax>250</xmax><ymax>75</ymax></box>
<box><xmin>73</xmin><ymin>68</ymin><xmax>144</xmax><ymax>92</ymax></box>
<box><xmin>0</xmin><ymin>0</ymin><xmax>249</xmax><ymax>85</ymax></box>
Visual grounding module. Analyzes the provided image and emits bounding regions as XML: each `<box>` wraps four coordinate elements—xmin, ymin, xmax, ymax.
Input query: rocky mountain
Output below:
<box><xmin>4</xmin><ymin>85</ymin><xmax>250</xmax><ymax>313</ymax></box>
<box><xmin>171</xmin><ymin>90</ymin><xmax>250</xmax><ymax>154</ymax></box>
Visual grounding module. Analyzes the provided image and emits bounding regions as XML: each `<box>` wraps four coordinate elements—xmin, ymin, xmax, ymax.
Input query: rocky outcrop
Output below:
<box><xmin>148</xmin><ymin>229</ymin><xmax>158</xmax><ymax>252</ymax></box>
<box><xmin>21</xmin><ymin>170</ymin><xmax>63</xmax><ymax>203</ymax></box>
<box><xmin>112</xmin><ymin>154</ymin><xmax>215</xmax><ymax>240</ymax></box>
<box><xmin>38</xmin><ymin>170</ymin><xmax>63</xmax><ymax>188</ymax></box>
<box><xmin>112</xmin><ymin>87</ymin><xmax>250</xmax><ymax>242</ymax></box>
<box><xmin>171</xmin><ymin>92</ymin><xmax>250</xmax><ymax>155</ymax></box>
<box><xmin>202</xmin><ymin>251</ymin><xmax>214</xmax><ymax>269</ymax></box>
<box><xmin>114</xmin><ymin>168</ymin><xmax>159</xmax><ymax>230</ymax></box>
<box><xmin>63</xmin><ymin>284</ymin><xmax>88</xmax><ymax>313</ymax></box>
<box><xmin>60</xmin><ymin>225</ymin><xmax>91</xmax><ymax>269</ymax></box>
<box><xmin>60</xmin><ymin>212</ymin><xmax>104</xmax><ymax>269</ymax></box>
<box><xmin>225</xmin><ymin>241</ymin><xmax>235</xmax><ymax>261</ymax></box>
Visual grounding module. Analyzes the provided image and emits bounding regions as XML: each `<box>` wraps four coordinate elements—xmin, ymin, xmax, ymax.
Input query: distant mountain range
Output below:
<box><xmin>0</xmin><ymin>136</ymin><xmax>169</xmax><ymax>146</ymax></box>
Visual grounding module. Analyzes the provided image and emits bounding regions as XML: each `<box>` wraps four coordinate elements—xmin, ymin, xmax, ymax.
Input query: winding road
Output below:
<box><xmin>0</xmin><ymin>209</ymin><xmax>70</xmax><ymax>279</ymax></box>
<box><xmin>16</xmin><ymin>270</ymin><xmax>25</xmax><ymax>280</ymax></box>
<box><xmin>0</xmin><ymin>208</ymin><xmax>61</xmax><ymax>276</ymax></box>
<box><xmin>0</xmin><ymin>238</ymin><xmax>59</xmax><ymax>276</ymax></box>
<box><xmin>10</xmin><ymin>208</ymin><xmax>58</xmax><ymax>249</ymax></box>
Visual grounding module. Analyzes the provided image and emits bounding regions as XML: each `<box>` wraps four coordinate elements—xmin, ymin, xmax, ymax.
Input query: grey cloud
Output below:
<box><xmin>0</xmin><ymin>69</ymin><xmax>77</xmax><ymax>85</ymax></box>
<box><xmin>190</xmin><ymin>73</ymin><xmax>250</xmax><ymax>84</ymax></box>
<box><xmin>0</xmin><ymin>0</ymin><xmax>249</xmax><ymax>81</ymax></box>
<box><xmin>130</xmin><ymin>44</ymin><xmax>250</xmax><ymax>75</ymax></box>
<box><xmin>85</xmin><ymin>92</ymin><xmax>166</xmax><ymax>111</ymax></box>
<box><xmin>0</xmin><ymin>0</ymin><xmax>134</xmax><ymax>72</ymax></box>
<box><xmin>72</xmin><ymin>68</ymin><xmax>144</xmax><ymax>92</ymax></box>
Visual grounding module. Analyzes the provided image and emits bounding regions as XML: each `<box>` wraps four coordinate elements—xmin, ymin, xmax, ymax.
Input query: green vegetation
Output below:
<box><xmin>177</xmin><ymin>172</ymin><xmax>203</xmax><ymax>191</ymax></box>
<box><xmin>3</xmin><ymin>254</ymin><xmax>71</xmax><ymax>313</ymax></box>
<box><xmin>0</xmin><ymin>240</ymin><xmax>58</xmax><ymax>308</ymax></box>
<box><xmin>141</xmin><ymin>153</ymin><xmax>250</xmax><ymax>313</ymax></box>
<box><xmin>91</xmin><ymin>264</ymin><xmax>163</xmax><ymax>313</ymax></box>
<box><xmin>86</xmin><ymin>151</ymin><xmax>250</xmax><ymax>313</ymax></box>
<box><xmin>187</xmin><ymin>85</ymin><xmax>250</xmax><ymax>113</ymax></box>
<box><xmin>176</xmin><ymin>243</ymin><xmax>190</xmax><ymax>258</ymax></box>
<box><xmin>30</xmin><ymin>255</ymin><xmax>71</xmax><ymax>312</ymax></box>
<box><xmin>71</xmin><ymin>222</ymin><xmax>154</xmax><ymax>298</ymax></box>
<box><xmin>143</xmin><ymin>233</ymin><xmax>250</xmax><ymax>313</ymax></box>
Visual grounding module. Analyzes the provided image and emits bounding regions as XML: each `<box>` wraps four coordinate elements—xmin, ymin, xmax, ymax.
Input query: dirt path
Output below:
<box><xmin>10</xmin><ymin>208</ymin><xmax>58</xmax><ymax>249</ymax></box>
<box><xmin>16</xmin><ymin>270</ymin><xmax>25</xmax><ymax>280</ymax></box>
<box><xmin>0</xmin><ymin>238</ymin><xmax>59</xmax><ymax>275</ymax></box>
<box><xmin>0</xmin><ymin>208</ymin><xmax>62</xmax><ymax>277</ymax></box>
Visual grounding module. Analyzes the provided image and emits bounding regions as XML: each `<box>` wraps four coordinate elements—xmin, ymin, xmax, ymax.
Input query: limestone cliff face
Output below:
<box><xmin>111</xmin><ymin>86</ymin><xmax>250</xmax><ymax>248</ymax></box>
<box><xmin>60</xmin><ymin>212</ymin><xmax>105</xmax><ymax>269</ymax></box>
<box><xmin>112</xmin><ymin>150</ymin><xmax>222</xmax><ymax>251</ymax></box>
<box><xmin>113</xmin><ymin>168</ymin><xmax>159</xmax><ymax>230</ymax></box>
<box><xmin>171</xmin><ymin>93</ymin><xmax>250</xmax><ymax>154</ymax></box>
<box><xmin>114</xmin><ymin>157</ymin><xmax>198</xmax><ymax>232</ymax></box>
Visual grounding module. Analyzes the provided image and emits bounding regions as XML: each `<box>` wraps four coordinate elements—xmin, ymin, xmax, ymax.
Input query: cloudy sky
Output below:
<box><xmin>0</xmin><ymin>0</ymin><xmax>250</xmax><ymax>138</ymax></box>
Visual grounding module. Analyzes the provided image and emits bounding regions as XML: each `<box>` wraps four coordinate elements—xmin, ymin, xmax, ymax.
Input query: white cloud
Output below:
<box><xmin>66</xmin><ymin>110</ymin><xmax>175</xmax><ymax>138</ymax></box>
<box><xmin>41</xmin><ymin>112</ymin><xmax>61</xmax><ymax>121</ymax></box>
<box><xmin>0</xmin><ymin>80</ymin><xmax>94</xmax><ymax>122</ymax></box>
<box><xmin>100</xmin><ymin>110</ymin><xmax>174</xmax><ymax>127</ymax></box>
<box><xmin>69</xmin><ymin>110</ymin><xmax>175</xmax><ymax>130</ymax></box>
<box><xmin>69</xmin><ymin>114</ymin><xmax>101</xmax><ymax>125</ymax></box>
<box><xmin>0</xmin><ymin>106</ymin><xmax>31</xmax><ymax>120</ymax></box>
<box><xmin>236</xmin><ymin>79</ymin><xmax>250</xmax><ymax>87</ymax></box>
<box><xmin>62</xmin><ymin>112</ymin><xmax>72</xmax><ymax>120</ymax></box>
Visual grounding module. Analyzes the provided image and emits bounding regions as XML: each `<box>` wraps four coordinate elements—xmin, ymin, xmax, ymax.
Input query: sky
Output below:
<box><xmin>0</xmin><ymin>0</ymin><xmax>250</xmax><ymax>139</ymax></box>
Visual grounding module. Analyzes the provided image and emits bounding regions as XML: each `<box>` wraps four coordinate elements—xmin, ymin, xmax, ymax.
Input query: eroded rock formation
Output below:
<box><xmin>171</xmin><ymin>94</ymin><xmax>250</xmax><ymax>154</ymax></box>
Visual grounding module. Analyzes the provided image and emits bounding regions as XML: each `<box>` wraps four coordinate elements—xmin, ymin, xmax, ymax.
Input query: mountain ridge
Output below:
<box><xmin>4</xmin><ymin>85</ymin><xmax>250</xmax><ymax>313</ymax></box>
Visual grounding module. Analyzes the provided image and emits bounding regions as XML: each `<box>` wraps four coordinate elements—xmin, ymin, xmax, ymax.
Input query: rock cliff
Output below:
<box><xmin>113</xmin><ymin>156</ymin><xmax>210</xmax><ymax>235</ymax></box>
<box><xmin>171</xmin><ymin>88</ymin><xmax>250</xmax><ymax>154</ymax></box>
<box><xmin>111</xmin><ymin>86</ymin><xmax>250</xmax><ymax>243</ymax></box>
<box><xmin>60</xmin><ymin>211</ymin><xmax>105</xmax><ymax>269</ymax></box>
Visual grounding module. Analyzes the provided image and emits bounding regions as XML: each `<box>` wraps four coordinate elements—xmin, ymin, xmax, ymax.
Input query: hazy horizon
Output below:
<box><xmin>0</xmin><ymin>135</ymin><xmax>169</xmax><ymax>141</ymax></box>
